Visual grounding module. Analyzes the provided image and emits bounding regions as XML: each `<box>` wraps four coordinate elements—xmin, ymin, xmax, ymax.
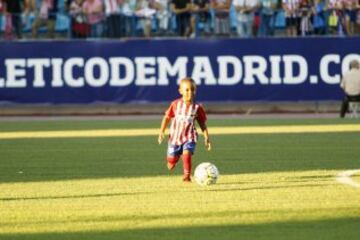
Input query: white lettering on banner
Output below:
<box><xmin>135</xmin><ymin>57</ymin><xmax>156</xmax><ymax>86</ymax></box>
<box><xmin>5</xmin><ymin>59</ymin><xmax>26</xmax><ymax>88</ymax></box>
<box><xmin>320</xmin><ymin>54</ymin><xmax>340</xmax><ymax>84</ymax></box>
<box><xmin>85</xmin><ymin>57</ymin><xmax>109</xmax><ymax>87</ymax></box>
<box><xmin>109</xmin><ymin>57</ymin><xmax>134</xmax><ymax>86</ymax></box>
<box><xmin>283</xmin><ymin>55</ymin><xmax>308</xmax><ymax>84</ymax></box>
<box><xmin>217</xmin><ymin>56</ymin><xmax>242</xmax><ymax>85</ymax></box>
<box><xmin>51</xmin><ymin>58</ymin><xmax>64</xmax><ymax>87</ymax></box>
<box><xmin>27</xmin><ymin>58</ymin><xmax>51</xmax><ymax>88</ymax></box>
<box><xmin>243</xmin><ymin>56</ymin><xmax>268</xmax><ymax>85</ymax></box>
<box><xmin>63</xmin><ymin>58</ymin><xmax>84</xmax><ymax>87</ymax></box>
<box><xmin>192</xmin><ymin>57</ymin><xmax>216</xmax><ymax>85</ymax></box>
<box><xmin>269</xmin><ymin>56</ymin><xmax>281</xmax><ymax>84</ymax></box>
<box><xmin>158</xmin><ymin>57</ymin><xmax>188</xmax><ymax>85</ymax></box>
<box><xmin>0</xmin><ymin>54</ymin><xmax>359</xmax><ymax>88</ymax></box>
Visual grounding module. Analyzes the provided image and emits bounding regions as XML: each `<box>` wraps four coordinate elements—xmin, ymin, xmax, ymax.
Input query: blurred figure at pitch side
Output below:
<box><xmin>340</xmin><ymin>60</ymin><xmax>360</xmax><ymax>118</ymax></box>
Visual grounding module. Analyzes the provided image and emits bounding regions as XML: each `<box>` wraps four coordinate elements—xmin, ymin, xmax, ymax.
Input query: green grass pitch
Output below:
<box><xmin>0</xmin><ymin>117</ymin><xmax>360</xmax><ymax>240</ymax></box>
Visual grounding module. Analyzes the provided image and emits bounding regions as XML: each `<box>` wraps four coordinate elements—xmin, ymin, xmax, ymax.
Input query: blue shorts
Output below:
<box><xmin>167</xmin><ymin>141</ymin><xmax>196</xmax><ymax>157</ymax></box>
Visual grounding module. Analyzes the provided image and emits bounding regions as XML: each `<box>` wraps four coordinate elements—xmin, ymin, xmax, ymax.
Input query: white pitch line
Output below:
<box><xmin>336</xmin><ymin>169</ymin><xmax>360</xmax><ymax>188</ymax></box>
<box><xmin>1</xmin><ymin>124</ymin><xmax>360</xmax><ymax>139</ymax></box>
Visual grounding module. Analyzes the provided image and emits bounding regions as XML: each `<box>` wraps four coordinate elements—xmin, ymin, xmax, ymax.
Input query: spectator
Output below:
<box><xmin>327</xmin><ymin>0</ymin><xmax>346</xmax><ymax>35</ymax></box>
<box><xmin>233</xmin><ymin>0</ymin><xmax>260</xmax><ymax>37</ymax></box>
<box><xmin>298</xmin><ymin>0</ymin><xmax>313</xmax><ymax>36</ymax></box>
<box><xmin>135</xmin><ymin>0</ymin><xmax>156</xmax><ymax>37</ymax></box>
<box><xmin>82</xmin><ymin>0</ymin><xmax>104</xmax><ymax>38</ymax></box>
<box><xmin>282</xmin><ymin>0</ymin><xmax>299</xmax><ymax>36</ymax></box>
<box><xmin>189</xmin><ymin>0</ymin><xmax>211</xmax><ymax>37</ymax></box>
<box><xmin>31</xmin><ymin>0</ymin><xmax>59</xmax><ymax>39</ymax></box>
<box><xmin>253</xmin><ymin>7</ymin><xmax>261</xmax><ymax>35</ymax></box>
<box><xmin>119</xmin><ymin>0</ymin><xmax>137</xmax><ymax>37</ymax></box>
<box><xmin>211</xmin><ymin>0</ymin><xmax>231</xmax><ymax>36</ymax></box>
<box><xmin>312</xmin><ymin>0</ymin><xmax>326</xmax><ymax>35</ymax></box>
<box><xmin>0</xmin><ymin>0</ymin><xmax>3</xmax><ymax>27</ymax></box>
<box><xmin>0</xmin><ymin>0</ymin><xmax>6</xmax><ymax>38</ymax></box>
<box><xmin>0</xmin><ymin>0</ymin><xmax>14</xmax><ymax>39</ymax></box>
<box><xmin>3</xmin><ymin>0</ymin><xmax>27</xmax><ymax>39</ymax></box>
<box><xmin>69</xmin><ymin>0</ymin><xmax>90</xmax><ymax>38</ymax></box>
<box><xmin>343</xmin><ymin>0</ymin><xmax>358</xmax><ymax>35</ymax></box>
<box><xmin>103</xmin><ymin>0</ymin><xmax>122</xmax><ymax>38</ymax></box>
<box><xmin>171</xmin><ymin>0</ymin><xmax>191</xmax><ymax>37</ymax></box>
<box><xmin>153</xmin><ymin>0</ymin><xmax>170</xmax><ymax>35</ymax></box>
<box><xmin>340</xmin><ymin>60</ymin><xmax>360</xmax><ymax>118</ymax></box>
<box><xmin>258</xmin><ymin>0</ymin><xmax>277</xmax><ymax>36</ymax></box>
<box><xmin>356</xmin><ymin>1</ymin><xmax>360</xmax><ymax>35</ymax></box>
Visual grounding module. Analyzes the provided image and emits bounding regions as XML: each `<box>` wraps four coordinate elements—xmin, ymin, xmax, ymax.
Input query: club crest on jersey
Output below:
<box><xmin>175</xmin><ymin>114</ymin><xmax>194</xmax><ymax>123</ymax></box>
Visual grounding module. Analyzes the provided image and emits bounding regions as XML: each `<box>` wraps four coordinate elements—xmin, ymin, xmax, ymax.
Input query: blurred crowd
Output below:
<box><xmin>0</xmin><ymin>0</ymin><xmax>359</xmax><ymax>40</ymax></box>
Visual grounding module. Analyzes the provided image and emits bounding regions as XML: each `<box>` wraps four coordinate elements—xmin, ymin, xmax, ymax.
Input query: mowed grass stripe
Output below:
<box><xmin>0</xmin><ymin>124</ymin><xmax>360</xmax><ymax>139</ymax></box>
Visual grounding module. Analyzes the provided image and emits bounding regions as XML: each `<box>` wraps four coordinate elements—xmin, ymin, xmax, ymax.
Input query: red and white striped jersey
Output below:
<box><xmin>165</xmin><ymin>98</ymin><xmax>207</xmax><ymax>145</ymax></box>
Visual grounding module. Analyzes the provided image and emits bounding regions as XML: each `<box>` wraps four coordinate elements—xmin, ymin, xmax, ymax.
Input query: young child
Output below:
<box><xmin>158</xmin><ymin>77</ymin><xmax>211</xmax><ymax>182</ymax></box>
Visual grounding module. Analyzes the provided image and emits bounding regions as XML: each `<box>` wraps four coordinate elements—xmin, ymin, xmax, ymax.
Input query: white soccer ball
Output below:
<box><xmin>194</xmin><ymin>162</ymin><xmax>219</xmax><ymax>186</ymax></box>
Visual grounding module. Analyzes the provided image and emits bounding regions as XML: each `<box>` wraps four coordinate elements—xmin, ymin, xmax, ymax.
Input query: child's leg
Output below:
<box><xmin>182</xmin><ymin>142</ymin><xmax>196</xmax><ymax>181</ymax></box>
<box><xmin>182</xmin><ymin>150</ymin><xmax>192</xmax><ymax>181</ymax></box>
<box><xmin>167</xmin><ymin>156</ymin><xmax>180</xmax><ymax>170</ymax></box>
<box><xmin>167</xmin><ymin>144</ymin><xmax>181</xmax><ymax>170</ymax></box>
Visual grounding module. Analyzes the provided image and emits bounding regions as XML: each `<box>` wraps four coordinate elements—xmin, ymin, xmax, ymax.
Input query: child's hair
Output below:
<box><xmin>350</xmin><ymin>60</ymin><xmax>359</xmax><ymax>70</ymax></box>
<box><xmin>179</xmin><ymin>77</ymin><xmax>196</xmax><ymax>87</ymax></box>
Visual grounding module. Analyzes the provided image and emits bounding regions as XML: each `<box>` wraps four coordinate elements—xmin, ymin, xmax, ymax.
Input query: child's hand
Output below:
<box><xmin>205</xmin><ymin>137</ymin><xmax>211</xmax><ymax>151</ymax></box>
<box><xmin>158</xmin><ymin>132</ymin><xmax>164</xmax><ymax>144</ymax></box>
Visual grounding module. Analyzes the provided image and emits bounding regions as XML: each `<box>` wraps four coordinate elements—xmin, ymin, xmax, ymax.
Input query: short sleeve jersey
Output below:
<box><xmin>165</xmin><ymin>98</ymin><xmax>207</xmax><ymax>145</ymax></box>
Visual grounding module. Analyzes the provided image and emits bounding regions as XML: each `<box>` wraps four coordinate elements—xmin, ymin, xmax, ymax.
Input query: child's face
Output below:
<box><xmin>179</xmin><ymin>81</ymin><xmax>196</xmax><ymax>104</ymax></box>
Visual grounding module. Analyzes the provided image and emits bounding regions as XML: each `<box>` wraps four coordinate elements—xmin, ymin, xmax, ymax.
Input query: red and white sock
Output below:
<box><xmin>167</xmin><ymin>156</ymin><xmax>179</xmax><ymax>170</ymax></box>
<box><xmin>182</xmin><ymin>153</ymin><xmax>192</xmax><ymax>180</ymax></box>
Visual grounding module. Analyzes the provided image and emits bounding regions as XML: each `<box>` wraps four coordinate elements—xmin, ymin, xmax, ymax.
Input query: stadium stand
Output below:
<box><xmin>0</xmin><ymin>0</ymin><xmax>358</xmax><ymax>39</ymax></box>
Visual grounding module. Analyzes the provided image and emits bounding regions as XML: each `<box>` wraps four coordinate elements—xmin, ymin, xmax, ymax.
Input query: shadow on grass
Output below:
<box><xmin>0</xmin><ymin>209</ymin><xmax>304</xmax><ymax>227</ymax></box>
<box><xmin>0</xmin><ymin>191</ymin><xmax>152</xmax><ymax>202</ymax></box>
<box><xmin>1</xmin><ymin>217</ymin><xmax>359</xmax><ymax>240</ymax></box>
<box><xmin>0</xmin><ymin>181</ymin><xmax>334</xmax><ymax>202</ymax></box>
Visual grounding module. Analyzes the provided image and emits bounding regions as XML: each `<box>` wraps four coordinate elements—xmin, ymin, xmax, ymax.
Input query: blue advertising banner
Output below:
<box><xmin>0</xmin><ymin>38</ymin><xmax>359</xmax><ymax>104</ymax></box>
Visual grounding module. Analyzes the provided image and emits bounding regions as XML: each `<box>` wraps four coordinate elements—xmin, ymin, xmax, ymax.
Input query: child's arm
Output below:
<box><xmin>158</xmin><ymin>116</ymin><xmax>171</xmax><ymax>144</ymax></box>
<box><xmin>198</xmin><ymin>121</ymin><xmax>211</xmax><ymax>151</ymax></box>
